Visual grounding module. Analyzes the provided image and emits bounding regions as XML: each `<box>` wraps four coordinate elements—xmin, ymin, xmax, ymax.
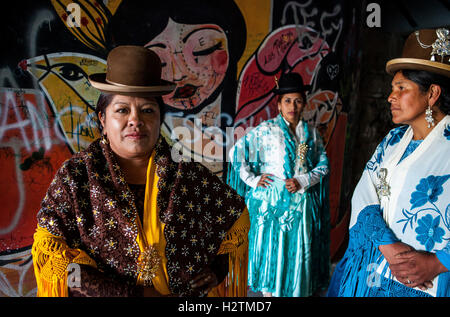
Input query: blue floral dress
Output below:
<box><xmin>328</xmin><ymin>116</ymin><xmax>450</xmax><ymax>297</ymax></box>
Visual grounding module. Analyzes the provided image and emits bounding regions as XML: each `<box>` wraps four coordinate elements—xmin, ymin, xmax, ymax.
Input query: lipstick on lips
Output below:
<box><xmin>173</xmin><ymin>84</ymin><xmax>199</xmax><ymax>99</ymax></box>
<box><xmin>125</xmin><ymin>132</ymin><xmax>147</xmax><ymax>140</ymax></box>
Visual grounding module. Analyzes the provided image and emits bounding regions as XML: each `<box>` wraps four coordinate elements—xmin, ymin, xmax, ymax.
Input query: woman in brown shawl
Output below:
<box><xmin>31</xmin><ymin>46</ymin><xmax>249</xmax><ymax>297</ymax></box>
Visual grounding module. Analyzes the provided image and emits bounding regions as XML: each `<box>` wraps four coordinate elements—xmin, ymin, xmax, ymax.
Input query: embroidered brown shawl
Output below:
<box><xmin>37</xmin><ymin>136</ymin><xmax>246</xmax><ymax>296</ymax></box>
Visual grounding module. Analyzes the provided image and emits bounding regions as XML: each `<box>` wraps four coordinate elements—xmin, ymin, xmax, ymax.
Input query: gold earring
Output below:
<box><xmin>101</xmin><ymin>133</ymin><xmax>109</xmax><ymax>144</ymax></box>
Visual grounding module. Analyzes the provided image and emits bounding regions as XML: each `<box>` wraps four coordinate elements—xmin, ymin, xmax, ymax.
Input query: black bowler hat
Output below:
<box><xmin>274</xmin><ymin>72</ymin><xmax>311</xmax><ymax>95</ymax></box>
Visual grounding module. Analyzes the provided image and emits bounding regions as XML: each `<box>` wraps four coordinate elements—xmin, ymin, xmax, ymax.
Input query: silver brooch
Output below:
<box><xmin>376</xmin><ymin>168</ymin><xmax>391</xmax><ymax>198</ymax></box>
<box><xmin>415</xmin><ymin>28</ymin><xmax>450</xmax><ymax>63</ymax></box>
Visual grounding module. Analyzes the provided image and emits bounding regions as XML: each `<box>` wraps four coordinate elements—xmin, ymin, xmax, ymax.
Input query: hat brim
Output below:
<box><xmin>88</xmin><ymin>73</ymin><xmax>176</xmax><ymax>96</ymax></box>
<box><xmin>386</xmin><ymin>58</ymin><xmax>450</xmax><ymax>78</ymax></box>
<box><xmin>274</xmin><ymin>85</ymin><xmax>311</xmax><ymax>95</ymax></box>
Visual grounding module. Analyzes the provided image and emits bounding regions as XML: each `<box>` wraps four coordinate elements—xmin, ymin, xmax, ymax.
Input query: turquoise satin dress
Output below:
<box><xmin>227</xmin><ymin>115</ymin><xmax>330</xmax><ymax>297</ymax></box>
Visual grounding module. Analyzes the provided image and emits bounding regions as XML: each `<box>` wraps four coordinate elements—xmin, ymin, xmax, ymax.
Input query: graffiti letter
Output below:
<box><xmin>67</xmin><ymin>263</ymin><xmax>81</xmax><ymax>288</ymax></box>
<box><xmin>366</xmin><ymin>3</ymin><xmax>381</xmax><ymax>28</ymax></box>
<box><xmin>0</xmin><ymin>91</ymin><xmax>31</xmax><ymax>151</ymax></box>
<box><xmin>66</xmin><ymin>3</ymin><xmax>81</xmax><ymax>28</ymax></box>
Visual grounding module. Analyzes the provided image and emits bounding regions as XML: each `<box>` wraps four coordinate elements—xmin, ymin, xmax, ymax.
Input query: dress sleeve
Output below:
<box><xmin>228</xmin><ymin>131</ymin><xmax>261</xmax><ymax>192</ymax></box>
<box><xmin>347</xmin><ymin>136</ymin><xmax>399</xmax><ymax>245</ymax></box>
<box><xmin>295</xmin><ymin>127</ymin><xmax>329</xmax><ymax>193</ymax></box>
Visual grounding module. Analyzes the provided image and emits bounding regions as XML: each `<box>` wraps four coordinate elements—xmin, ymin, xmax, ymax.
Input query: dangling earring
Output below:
<box><xmin>425</xmin><ymin>105</ymin><xmax>435</xmax><ymax>128</ymax></box>
<box><xmin>101</xmin><ymin>133</ymin><xmax>109</xmax><ymax>145</ymax></box>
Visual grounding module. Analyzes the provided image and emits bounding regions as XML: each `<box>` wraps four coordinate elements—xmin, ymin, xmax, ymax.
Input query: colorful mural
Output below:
<box><xmin>0</xmin><ymin>0</ymin><xmax>358</xmax><ymax>296</ymax></box>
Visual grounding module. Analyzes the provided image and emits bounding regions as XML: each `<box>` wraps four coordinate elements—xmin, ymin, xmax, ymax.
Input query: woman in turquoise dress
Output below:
<box><xmin>227</xmin><ymin>73</ymin><xmax>330</xmax><ymax>297</ymax></box>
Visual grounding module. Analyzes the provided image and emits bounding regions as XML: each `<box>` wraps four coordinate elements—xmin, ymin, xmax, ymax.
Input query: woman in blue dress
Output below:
<box><xmin>227</xmin><ymin>72</ymin><xmax>330</xmax><ymax>297</ymax></box>
<box><xmin>328</xmin><ymin>28</ymin><xmax>450</xmax><ymax>297</ymax></box>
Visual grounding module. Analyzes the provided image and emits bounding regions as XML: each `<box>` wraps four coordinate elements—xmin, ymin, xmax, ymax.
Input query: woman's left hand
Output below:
<box><xmin>285</xmin><ymin>178</ymin><xmax>301</xmax><ymax>193</ymax></box>
<box><xmin>190</xmin><ymin>267</ymin><xmax>218</xmax><ymax>296</ymax></box>
<box><xmin>389</xmin><ymin>250</ymin><xmax>448</xmax><ymax>289</ymax></box>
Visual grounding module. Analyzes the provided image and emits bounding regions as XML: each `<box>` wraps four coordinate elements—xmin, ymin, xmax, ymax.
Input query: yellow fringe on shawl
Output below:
<box><xmin>209</xmin><ymin>207</ymin><xmax>250</xmax><ymax>297</ymax></box>
<box><xmin>31</xmin><ymin>226</ymin><xmax>97</xmax><ymax>297</ymax></box>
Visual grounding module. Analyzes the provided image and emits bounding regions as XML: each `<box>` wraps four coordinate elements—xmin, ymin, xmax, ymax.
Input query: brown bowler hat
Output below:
<box><xmin>386</xmin><ymin>28</ymin><xmax>450</xmax><ymax>78</ymax></box>
<box><xmin>89</xmin><ymin>45</ymin><xmax>175</xmax><ymax>95</ymax></box>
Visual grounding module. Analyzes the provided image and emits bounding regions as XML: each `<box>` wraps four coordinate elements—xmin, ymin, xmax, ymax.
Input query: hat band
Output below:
<box><xmin>105</xmin><ymin>78</ymin><xmax>161</xmax><ymax>89</ymax></box>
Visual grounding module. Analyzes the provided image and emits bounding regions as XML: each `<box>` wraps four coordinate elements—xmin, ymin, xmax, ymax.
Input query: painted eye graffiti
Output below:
<box><xmin>192</xmin><ymin>41</ymin><xmax>223</xmax><ymax>63</ymax></box>
<box><xmin>55</xmin><ymin>64</ymin><xmax>86</xmax><ymax>81</ymax></box>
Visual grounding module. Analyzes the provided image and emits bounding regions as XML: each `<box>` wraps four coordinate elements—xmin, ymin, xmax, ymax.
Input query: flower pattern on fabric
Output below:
<box><xmin>415</xmin><ymin>214</ymin><xmax>445</xmax><ymax>251</ymax></box>
<box><xmin>398</xmin><ymin>174</ymin><xmax>450</xmax><ymax>235</ymax></box>
<box><xmin>398</xmin><ymin>139</ymin><xmax>422</xmax><ymax>163</ymax></box>
<box><xmin>387</xmin><ymin>126</ymin><xmax>407</xmax><ymax>147</ymax></box>
<box><xmin>444</xmin><ymin>124</ymin><xmax>450</xmax><ymax>140</ymax></box>
<box><xmin>441</xmin><ymin>241</ymin><xmax>450</xmax><ymax>255</ymax></box>
<box><xmin>366</xmin><ymin>125</ymin><xmax>408</xmax><ymax>171</ymax></box>
<box><xmin>410</xmin><ymin>175</ymin><xmax>450</xmax><ymax>209</ymax></box>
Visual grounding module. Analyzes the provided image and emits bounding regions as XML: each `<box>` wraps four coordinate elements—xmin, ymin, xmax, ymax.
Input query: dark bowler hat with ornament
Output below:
<box><xmin>273</xmin><ymin>72</ymin><xmax>311</xmax><ymax>95</ymax></box>
<box><xmin>89</xmin><ymin>45</ymin><xmax>175</xmax><ymax>96</ymax></box>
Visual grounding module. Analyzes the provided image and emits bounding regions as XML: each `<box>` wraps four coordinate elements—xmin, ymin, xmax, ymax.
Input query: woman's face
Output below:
<box><xmin>99</xmin><ymin>95</ymin><xmax>161</xmax><ymax>160</ymax></box>
<box><xmin>145</xmin><ymin>18</ymin><xmax>229</xmax><ymax>110</ymax></box>
<box><xmin>388</xmin><ymin>71</ymin><xmax>429</xmax><ymax>126</ymax></box>
<box><xmin>278</xmin><ymin>92</ymin><xmax>305</xmax><ymax>126</ymax></box>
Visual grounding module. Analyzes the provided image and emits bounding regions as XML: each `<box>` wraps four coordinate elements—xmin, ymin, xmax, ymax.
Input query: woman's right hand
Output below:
<box><xmin>379</xmin><ymin>242</ymin><xmax>413</xmax><ymax>266</ymax></box>
<box><xmin>257</xmin><ymin>174</ymin><xmax>274</xmax><ymax>188</ymax></box>
<box><xmin>379</xmin><ymin>242</ymin><xmax>433</xmax><ymax>290</ymax></box>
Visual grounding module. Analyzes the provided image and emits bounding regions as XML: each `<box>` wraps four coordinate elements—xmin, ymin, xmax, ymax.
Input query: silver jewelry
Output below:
<box><xmin>376</xmin><ymin>168</ymin><xmax>391</xmax><ymax>198</ymax></box>
<box><xmin>425</xmin><ymin>105</ymin><xmax>435</xmax><ymax>128</ymax></box>
<box><xmin>415</xmin><ymin>28</ymin><xmax>450</xmax><ymax>63</ymax></box>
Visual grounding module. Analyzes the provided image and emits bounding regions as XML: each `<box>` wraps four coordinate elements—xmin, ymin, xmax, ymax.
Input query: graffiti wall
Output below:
<box><xmin>0</xmin><ymin>0</ymin><xmax>360</xmax><ymax>296</ymax></box>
